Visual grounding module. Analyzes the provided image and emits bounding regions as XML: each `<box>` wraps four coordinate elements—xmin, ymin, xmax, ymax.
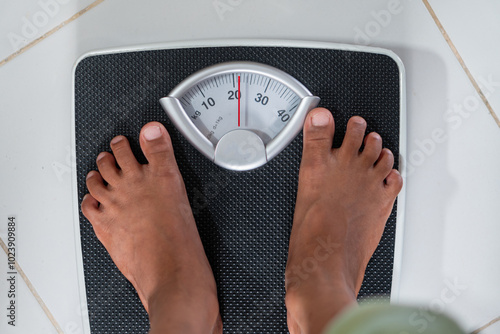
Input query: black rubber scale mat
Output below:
<box><xmin>75</xmin><ymin>45</ymin><xmax>400</xmax><ymax>333</ymax></box>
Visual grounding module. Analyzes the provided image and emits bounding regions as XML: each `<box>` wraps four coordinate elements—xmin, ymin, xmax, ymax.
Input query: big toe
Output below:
<box><xmin>140</xmin><ymin>122</ymin><xmax>178</xmax><ymax>175</ymax></box>
<box><xmin>301</xmin><ymin>108</ymin><xmax>335</xmax><ymax>166</ymax></box>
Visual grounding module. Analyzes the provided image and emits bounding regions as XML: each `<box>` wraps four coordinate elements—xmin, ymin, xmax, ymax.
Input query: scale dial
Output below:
<box><xmin>160</xmin><ymin>61</ymin><xmax>320</xmax><ymax>171</ymax></box>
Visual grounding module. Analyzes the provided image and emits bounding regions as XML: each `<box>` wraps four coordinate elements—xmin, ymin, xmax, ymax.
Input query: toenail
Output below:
<box><xmin>144</xmin><ymin>126</ymin><xmax>162</xmax><ymax>141</ymax></box>
<box><xmin>111</xmin><ymin>136</ymin><xmax>124</xmax><ymax>145</ymax></box>
<box><xmin>351</xmin><ymin>117</ymin><xmax>366</xmax><ymax>125</ymax></box>
<box><xmin>311</xmin><ymin>112</ymin><xmax>330</xmax><ymax>127</ymax></box>
<box><xmin>96</xmin><ymin>152</ymin><xmax>107</xmax><ymax>162</ymax></box>
<box><xmin>86</xmin><ymin>171</ymin><xmax>96</xmax><ymax>179</ymax></box>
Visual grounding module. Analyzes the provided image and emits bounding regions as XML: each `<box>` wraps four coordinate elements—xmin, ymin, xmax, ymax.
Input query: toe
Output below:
<box><xmin>96</xmin><ymin>152</ymin><xmax>120</xmax><ymax>184</ymax></box>
<box><xmin>375</xmin><ymin>148</ymin><xmax>395</xmax><ymax>177</ymax></box>
<box><xmin>362</xmin><ymin>132</ymin><xmax>383</xmax><ymax>166</ymax></box>
<box><xmin>301</xmin><ymin>108</ymin><xmax>335</xmax><ymax>166</ymax></box>
<box><xmin>139</xmin><ymin>122</ymin><xmax>178</xmax><ymax>175</ymax></box>
<box><xmin>110</xmin><ymin>136</ymin><xmax>140</xmax><ymax>173</ymax></box>
<box><xmin>81</xmin><ymin>193</ymin><xmax>100</xmax><ymax>222</ymax></box>
<box><xmin>385</xmin><ymin>169</ymin><xmax>403</xmax><ymax>195</ymax></box>
<box><xmin>86</xmin><ymin>171</ymin><xmax>108</xmax><ymax>203</ymax></box>
<box><xmin>340</xmin><ymin>116</ymin><xmax>367</xmax><ymax>155</ymax></box>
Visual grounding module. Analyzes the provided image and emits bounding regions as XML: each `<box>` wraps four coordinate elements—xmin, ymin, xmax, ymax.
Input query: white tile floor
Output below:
<box><xmin>0</xmin><ymin>0</ymin><xmax>98</xmax><ymax>62</ymax></box>
<box><xmin>0</xmin><ymin>0</ymin><xmax>499</xmax><ymax>333</ymax></box>
<box><xmin>427</xmin><ymin>0</ymin><xmax>500</xmax><ymax>120</ymax></box>
<box><xmin>482</xmin><ymin>319</ymin><xmax>500</xmax><ymax>334</ymax></box>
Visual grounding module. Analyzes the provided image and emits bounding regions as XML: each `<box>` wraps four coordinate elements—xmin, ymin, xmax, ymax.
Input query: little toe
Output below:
<box><xmin>139</xmin><ymin>122</ymin><xmax>179</xmax><ymax>175</ymax></box>
<box><xmin>340</xmin><ymin>116</ymin><xmax>367</xmax><ymax>156</ymax></box>
<box><xmin>385</xmin><ymin>169</ymin><xmax>403</xmax><ymax>195</ymax></box>
<box><xmin>96</xmin><ymin>152</ymin><xmax>120</xmax><ymax>184</ymax></box>
<box><xmin>362</xmin><ymin>132</ymin><xmax>383</xmax><ymax>166</ymax></box>
<box><xmin>110</xmin><ymin>136</ymin><xmax>140</xmax><ymax>173</ymax></box>
<box><xmin>81</xmin><ymin>194</ymin><xmax>100</xmax><ymax>222</ymax></box>
<box><xmin>374</xmin><ymin>148</ymin><xmax>395</xmax><ymax>178</ymax></box>
<box><xmin>86</xmin><ymin>171</ymin><xmax>108</xmax><ymax>203</ymax></box>
<box><xmin>301</xmin><ymin>108</ymin><xmax>335</xmax><ymax>166</ymax></box>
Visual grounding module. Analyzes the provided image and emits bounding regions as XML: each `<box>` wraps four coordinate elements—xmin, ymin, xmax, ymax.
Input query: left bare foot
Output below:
<box><xmin>285</xmin><ymin>109</ymin><xmax>402</xmax><ymax>334</ymax></box>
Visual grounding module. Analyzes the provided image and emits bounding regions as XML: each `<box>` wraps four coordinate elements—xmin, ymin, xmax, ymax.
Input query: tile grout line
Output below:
<box><xmin>0</xmin><ymin>236</ymin><xmax>64</xmax><ymax>333</ymax></box>
<box><xmin>471</xmin><ymin>316</ymin><xmax>500</xmax><ymax>334</ymax></box>
<box><xmin>422</xmin><ymin>0</ymin><xmax>500</xmax><ymax>128</ymax></box>
<box><xmin>0</xmin><ymin>0</ymin><xmax>105</xmax><ymax>68</ymax></box>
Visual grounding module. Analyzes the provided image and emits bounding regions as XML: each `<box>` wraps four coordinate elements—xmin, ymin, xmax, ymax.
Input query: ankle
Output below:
<box><xmin>285</xmin><ymin>277</ymin><xmax>356</xmax><ymax>334</ymax></box>
<box><xmin>148</xmin><ymin>285</ymin><xmax>221</xmax><ymax>334</ymax></box>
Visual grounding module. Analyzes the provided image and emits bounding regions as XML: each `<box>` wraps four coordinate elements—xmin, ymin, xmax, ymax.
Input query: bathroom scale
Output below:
<box><xmin>72</xmin><ymin>39</ymin><xmax>406</xmax><ymax>334</ymax></box>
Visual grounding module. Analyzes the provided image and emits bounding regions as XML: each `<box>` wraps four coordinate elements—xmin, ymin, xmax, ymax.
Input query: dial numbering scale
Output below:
<box><xmin>160</xmin><ymin>61</ymin><xmax>320</xmax><ymax>171</ymax></box>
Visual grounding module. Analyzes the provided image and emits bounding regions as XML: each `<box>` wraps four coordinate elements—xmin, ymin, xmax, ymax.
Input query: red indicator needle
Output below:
<box><xmin>238</xmin><ymin>75</ymin><xmax>241</xmax><ymax>127</ymax></box>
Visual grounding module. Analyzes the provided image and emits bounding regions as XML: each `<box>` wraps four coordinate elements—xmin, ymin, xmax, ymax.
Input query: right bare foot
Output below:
<box><xmin>81</xmin><ymin>122</ymin><xmax>222</xmax><ymax>334</ymax></box>
<box><xmin>285</xmin><ymin>108</ymin><xmax>403</xmax><ymax>334</ymax></box>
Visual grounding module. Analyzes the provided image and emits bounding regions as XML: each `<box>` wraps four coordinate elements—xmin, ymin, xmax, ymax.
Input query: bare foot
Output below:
<box><xmin>81</xmin><ymin>122</ymin><xmax>222</xmax><ymax>334</ymax></box>
<box><xmin>285</xmin><ymin>108</ymin><xmax>403</xmax><ymax>334</ymax></box>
